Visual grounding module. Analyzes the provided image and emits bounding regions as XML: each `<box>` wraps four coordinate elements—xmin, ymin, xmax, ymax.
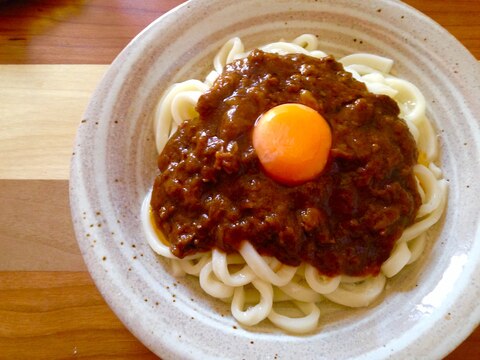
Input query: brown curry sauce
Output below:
<box><xmin>151</xmin><ymin>50</ymin><xmax>421</xmax><ymax>277</ymax></box>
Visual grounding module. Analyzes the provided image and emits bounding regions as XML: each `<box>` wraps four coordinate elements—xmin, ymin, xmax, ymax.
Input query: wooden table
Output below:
<box><xmin>0</xmin><ymin>0</ymin><xmax>478</xmax><ymax>358</ymax></box>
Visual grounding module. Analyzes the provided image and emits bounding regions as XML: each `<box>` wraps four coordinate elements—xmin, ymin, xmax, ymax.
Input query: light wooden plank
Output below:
<box><xmin>0</xmin><ymin>272</ymin><xmax>157</xmax><ymax>360</ymax></box>
<box><xmin>0</xmin><ymin>1</ymin><xmax>478</xmax><ymax>63</ymax></box>
<box><xmin>0</xmin><ymin>0</ymin><xmax>179</xmax><ymax>64</ymax></box>
<box><xmin>0</xmin><ymin>271</ymin><xmax>478</xmax><ymax>359</ymax></box>
<box><xmin>0</xmin><ymin>180</ymin><xmax>85</xmax><ymax>271</ymax></box>
<box><xmin>0</xmin><ymin>65</ymin><xmax>107</xmax><ymax>180</ymax></box>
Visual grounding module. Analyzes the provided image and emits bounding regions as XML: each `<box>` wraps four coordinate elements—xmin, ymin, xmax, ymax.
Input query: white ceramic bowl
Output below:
<box><xmin>70</xmin><ymin>0</ymin><xmax>480</xmax><ymax>358</ymax></box>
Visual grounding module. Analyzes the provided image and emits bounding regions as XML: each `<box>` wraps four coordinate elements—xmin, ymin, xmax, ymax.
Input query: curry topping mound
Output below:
<box><xmin>150</xmin><ymin>50</ymin><xmax>421</xmax><ymax>277</ymax></box>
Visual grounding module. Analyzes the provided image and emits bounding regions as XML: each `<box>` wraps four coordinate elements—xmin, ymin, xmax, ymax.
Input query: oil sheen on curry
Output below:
<box><xmin>150</xmin><ymin>50</ymin><xmax>421</xmax><ymax>277</ymax></box>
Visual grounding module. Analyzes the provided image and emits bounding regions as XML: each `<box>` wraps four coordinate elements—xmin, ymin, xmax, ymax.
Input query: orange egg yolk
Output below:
<box><xmin>252</xmin><ymin>103</ymin><xmax>332</xmax><ymax>185</ymax></box>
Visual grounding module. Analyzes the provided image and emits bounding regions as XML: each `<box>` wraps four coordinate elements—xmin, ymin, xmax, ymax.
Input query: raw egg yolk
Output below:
<box><xmin>252</xmin><ymin>103</ymin><xmax>332</xmax><ymax>185</ymax></box>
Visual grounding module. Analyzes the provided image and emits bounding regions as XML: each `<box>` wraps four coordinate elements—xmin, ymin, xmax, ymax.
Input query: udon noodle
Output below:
<box><xmin>142</xmin><ymin>34</ymin><xmax>447</xmax><ymax>333</ymax></box>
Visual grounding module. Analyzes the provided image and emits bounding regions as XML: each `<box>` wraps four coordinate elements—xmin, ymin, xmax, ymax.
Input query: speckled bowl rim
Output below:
<box><xmin>70</xmin><ymin>0</ymin><xmax>480</xmax><ymax>359</ymax></box>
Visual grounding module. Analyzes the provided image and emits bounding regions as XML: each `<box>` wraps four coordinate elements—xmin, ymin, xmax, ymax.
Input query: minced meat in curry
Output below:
<box><xmin>150</xmin><ymin>50</ymin><xmax>421</xmax><ymax>277</ymax></box>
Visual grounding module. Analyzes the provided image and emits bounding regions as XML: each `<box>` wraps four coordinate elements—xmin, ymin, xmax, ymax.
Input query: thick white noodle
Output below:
<box><xmin>141</xmin><ymin>191</ymin><xmax>182</xmax><ymax>259</ymax></box>
<box><xmin>171</xmin><ymin>91</ymin><xmax>204</xmax><ymax>126</ymax></box>
<box><xmin>398</xmin><ymin>180</ymin><xmax>448</xmax><ymax>243</ymax></box>
<box><xmin>323</xmin><ymin>275</ymin><xmax>387</xmax><ymax>307</ymax></box>
<box><xmin>214</xmin><ymin>37</ymin><xmax>245</xmax><ymax>74</ymax></box>
<box><xmin>304</xmin><ymin>264</ymin><xmax>341</xmax><ymax>294</ymax></box>
<box><xmin>381</xmin><ymin>241</ymin><xmax>412</xmax><ymax>278</ymax></box>
<box><xmin>231</xmin><ymin>279</ymin><xmax>273</xmax><ymax>326</ymax></box>
<box><xmin>145</xmin><ymin>35</ymin><xmax>448</xmax><ymax>333</ymax></box>
<box><xmin>268</xmin><ymin>301</ymin><xmax>320</xmax><ymax>333</ymax></box>
<box><xmin>260</xmin><ymin>34</ymin><xmax>326</xmax><ymax>58</ymax></box>
<box><xmin>407</xmin><ymin>233</ymin><xmax>427</xmax><ymax>264</ymax></box>
<box><xmin>429</xmin><ymin>162</ymin><xmax>443</xmax><ymax>179</ymax></box>
<box><xmin>415</xmin><ymin>164</ymin><xmax>442</xmax><ymax>219</ymax></box>
<box><xmin>339</xmin><ymin>53</ymin><xmax>394</xmax><ymax>73</ymax></box>
<box><xmin>341</xmin><ymin>275</ymin><xmax>367</xmax><ymax>283</ymax></box>
<box><xmin>199</xmin><ymin>260</ymin><xmax>234</xmax><ymax>299</ymax></box>
<box><xmin>212</xmin><ymin>249</ymin><xmax>256</xmax><ymax>286</ymax></box>
<box><xmin>244</xmin><ymin>286</ymin><xmax>294</xmax><ymax>303</ymax></box>
<box><xmin>179</xmin><ymin>255</ymin><xmax>211</xmax><ymax>276</ymax></box>
<box><xmin>239</xmin><ymin>241</ymin><xmax>297</xmax><ymax>287</ymax></box>
<box><xmin>153</xmin><ymin>80</ymin><xmax>208</xmax><ymax>153</ymax></box>
<box><xmin>386</xmin><ymin>77</ymin><xmax>426</xmax><ymax>124</ymax></box>
<box><xmin>260</xmin><ymin>42</ymin><xmax>318</xmax><ymax>56</ymax></box>
<box><xmin>292</xmin><ymin>34</ymin><xmax>319</xmax><ymax>51</ymax></box>
<box><xmin>416</xmin><ymin>175</ymin><xmax>426</xmax><ymax>203</ymax></box>
<box><xmin>279</xmin><ymin>275</ymin><xmax>324</xmax><ymax>303</ymax></box>
<box><xmin>417</xmin><ymin>115</ymin><xmax>439</xmax><ymax>162</ymax></box>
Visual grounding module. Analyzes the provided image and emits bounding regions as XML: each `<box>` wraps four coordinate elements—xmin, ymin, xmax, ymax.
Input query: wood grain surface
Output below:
<box><xmin>0</xmin><ymin>0</ymin><xmax>183</xmax><ymax>64</ymax></box>
<box><xmin>0</xmin><ymin>65</ymin><xmax>107</xmax><ymax>179</ymax></box>
<box><xmin>0</xmin><ymin>180</ymin><xmax>85</xmax><ymax>271</ymax></box>
<box><xmin>0</xmin><ymin>0</ymin><xmax>478</xmax><ymax>359</ymax></box>
<box><xmin>0</xmin><ymin>272</ymin><xmax>157</xmax><ymax>360</ymax></box>
<box><xmin>0</xmin><ymin>0</ymin><xmax>478</xmax><ymax>64</ymax></box>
